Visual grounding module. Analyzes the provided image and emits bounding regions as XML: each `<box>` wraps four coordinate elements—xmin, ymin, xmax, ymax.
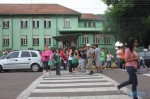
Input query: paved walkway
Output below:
<box><xmin>17</xmin><ymin>71</ymin><xmax>141</xmax><ymax>99</ymax></box>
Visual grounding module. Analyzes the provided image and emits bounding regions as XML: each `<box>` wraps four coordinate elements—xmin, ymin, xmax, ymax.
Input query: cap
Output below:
<box><xmin>86</xmin><ymin>44</ymin><xmax>91</xmax><ymax>47</ymax></box>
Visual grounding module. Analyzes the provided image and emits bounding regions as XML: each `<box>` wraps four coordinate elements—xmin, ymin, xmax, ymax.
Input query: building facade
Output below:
<box><xmin>0</xmin><ymin>4</ymin><xmax>115</xmax><ymax>51</ymax></box>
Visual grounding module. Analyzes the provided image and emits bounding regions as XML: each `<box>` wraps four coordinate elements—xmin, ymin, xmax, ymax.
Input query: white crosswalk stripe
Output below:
<box><xmin>25</xmin><ymin>71</ymin><xmax>139</xmax><ymax>99</ymax></box>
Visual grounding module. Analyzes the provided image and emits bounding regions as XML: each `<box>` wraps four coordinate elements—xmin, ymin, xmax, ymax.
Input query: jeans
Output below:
<box><xmin>55</xmin><ymin>62</ymin><xmax>61</xmax><ymax>74</ymax></box>
<box><xmin>118</xmin><ymin>66</ymin><xmax>138</xmax><ymax>99</ymax></box>
<box><xmin>117</xmin><ymin>58</ymin><xmax>121</xmax><ymax>68</ymax></box>
<box><xmin>106</xmin><ymin>61</ymin><xmax>111</xmax><ymax>68</ymax></box>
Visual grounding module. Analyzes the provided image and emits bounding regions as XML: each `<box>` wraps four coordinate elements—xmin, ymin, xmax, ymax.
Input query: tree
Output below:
<box><xmin>102</xmin><ymin>0</ymin><xmax>150</xmax><ymax>48</ymax></box>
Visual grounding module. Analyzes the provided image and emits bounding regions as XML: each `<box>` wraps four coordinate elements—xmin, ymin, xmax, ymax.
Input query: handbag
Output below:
<box><xmin>137</xmin><ymin>58</ymin><xmax>149</xmax><ymax>74</ymax></box>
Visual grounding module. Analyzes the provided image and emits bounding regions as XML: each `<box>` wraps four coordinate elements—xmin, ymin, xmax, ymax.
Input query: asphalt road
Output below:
<box><xmin>102</xmin><ymin>69</ymin><xmax>150</xmax><ymax>99</ymax></box>
<box><xmin>0</xmin><ymin>70</ymin><xmax>42</xmax><ymax>99</ymax></box>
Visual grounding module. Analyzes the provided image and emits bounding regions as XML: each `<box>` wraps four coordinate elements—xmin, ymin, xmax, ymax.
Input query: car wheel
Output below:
<box><xmin>31</xmin><ymin>64</ymin><xmax>40</xmax><ymax>72</ymax></box>
<box><xmin>0</xmin><ymin>65</ymin><xmax>3</xmax><ymax>73</ymax></box>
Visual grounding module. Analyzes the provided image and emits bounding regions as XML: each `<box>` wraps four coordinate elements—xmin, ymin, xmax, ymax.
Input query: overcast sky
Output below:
<box><xmin>0</xmin><ymin>0</ymin><xmax>107</xmax><ymax>14</ymax></box>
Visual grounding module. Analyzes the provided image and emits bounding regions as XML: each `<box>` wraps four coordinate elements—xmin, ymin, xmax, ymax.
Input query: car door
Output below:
<box><xmin>17</xmin><ymin>51</ymin><xmax>31</xmax><ymax>69</ymax></box>
<box><xmin>3</xmin><ymin>51</ymin><xmax>20</xmax><ymax>69</ymax></box>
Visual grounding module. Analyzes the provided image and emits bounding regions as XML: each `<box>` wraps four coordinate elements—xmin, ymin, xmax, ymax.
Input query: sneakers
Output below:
<box><xmin>89</xmin><ymin>71</ymin><xmax>94</xmax><ymax>75</ymax></box>
<box><xmin>116</xmin><ymin>86</ymin><xmax>121</xmax><ymax>94</ymax></box>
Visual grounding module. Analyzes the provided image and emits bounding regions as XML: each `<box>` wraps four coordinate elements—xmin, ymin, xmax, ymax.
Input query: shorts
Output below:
<box><xmin>42</xmin><ymin>61</ymin><xmax>50</xmax><ymax>70</ymax></box>
<box><xmin>72</xmin><ymin>63</ymin><xmax>79</xmax><ymax>68</ymax></box>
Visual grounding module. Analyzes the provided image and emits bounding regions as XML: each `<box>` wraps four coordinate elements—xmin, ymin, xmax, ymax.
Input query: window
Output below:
<box><xmin>104</xmin><ymin>36</ymin><xmax>111</xmax><ymax>44</ymax></box>
<box><xmin>21</xmin><ymin>36</ymin><xmax>27</xmax><ymax>46</ymax></box>
<box><xmin>3</xmin><ymin>19</ymin><xmax>9</xmax><ymax>29</ymax></box>
<box><xmin>84</xmin><ymin>22</ymin><xmax>88</xmax><ymax>28</ymax></box>
<box><xmin>44</xmin><ymin>35</ymin><xmax>51</xmax><ymax>45</ymax></box>
<box><xmin>32</xmin><ymin>35</ymin><xmax>39</xmax><ymax>45</ymax></box>
<box><xmin>33</xmin><ymin>18</ymin><xmax>39</xmax><ymax>28</ymax></box>
<box><xmin>8</xmin><ymin>52</ymin><xmax>19</xmax><ymax>58</ymax></box>
<box><xmin>93</xmin><ymin>34</ymin><xmax>100</xmax><ymax>44</ymax></box>
<box><xmin>21</xmin><ymin>18</ymin><xmax>28</xmax><ymax>28</ymax></box>
<box><xmin>21</xmin><ymin>51</ymin><xmax>31</xmax><ymax>58</ymax></box>
<box><xmin>44</xmin><ymin>18</ymin><xmax>51</xmax><ymax>28</ymax></box>
<box><xmin>3</xmin><ymin>36</ymin><xmax>9</xmax><ymax>46</ymax></box>
<box><xmin>82</xmin><ymin>35</ymin><xmax>89</xmax><ymax>44</ymax></box>
<box><xmin>92</xmin><ymin>22</ymin><xmax>96</xmax><ymax>28</ymax></box>
<box><xmin>84</xmin><ymin>21</ymin><xmax>96</xmax><ymax>28</ymax></box>
<box><xmin>88</xmin><ymin>22</ymin><xmax>91</xmax><ymax>28</ymax></box>
<box><xmin>31</xmin><ymin>52</ymin><xmax>38</xmax><ymax>57</ymax></box>
<box><xmin>64</xmin><ymin>18</ymin><xmax>70</xmax><ymax>28</ymax></box>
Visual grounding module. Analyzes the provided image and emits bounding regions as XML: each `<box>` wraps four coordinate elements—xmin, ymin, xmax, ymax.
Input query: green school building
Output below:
<box><xmin>0</xmin><ymin>4</ymin><xmax>115</xmax><ymax>51</ymax></box>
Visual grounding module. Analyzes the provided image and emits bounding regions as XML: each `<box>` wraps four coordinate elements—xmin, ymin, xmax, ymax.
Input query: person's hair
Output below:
<box><xmin>127</xmin><ymin>37</ymin><xmax>136</xmax><ymax>52</ymax></box>
<box><xmin>95</xmin><ymin>44</ymin><xmax>98</xmax><ymax>48</ymax></box>
<box><xmin>71</xmin><ymin>46</ymin><xmax>76</xmax><ymax>56</ymax></box>
<box><xmin>56</xmin><ymin>48</ymin><xmax>60</xmax><ymax>53</ymax></box>
<box><xmin>107</xmin><ymin>52</ymin><xmax>109</xmax><ymax>54</ymax></box>
<box><xmin>118</xmin><ymin>46</ymin><xmax>121</xmax><ymax>49</ymax></box>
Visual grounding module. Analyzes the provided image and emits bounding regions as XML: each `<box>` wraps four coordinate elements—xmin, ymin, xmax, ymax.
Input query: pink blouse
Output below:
<box><xmin>125</xmin><ymin>48</ymin><xmax>138</xmax><ymax>69</ymax></box>
<box><xmin>41</xmin><ymin>50</ymin><xmax>52</xmax><ymax>62</ymax></box>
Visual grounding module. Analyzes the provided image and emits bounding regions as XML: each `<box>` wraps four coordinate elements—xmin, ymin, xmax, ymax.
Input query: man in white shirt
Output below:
<box><xmin>116</xmin><ymin>46</ymin><xmax>122</xmax><ymax>68</ymax></box>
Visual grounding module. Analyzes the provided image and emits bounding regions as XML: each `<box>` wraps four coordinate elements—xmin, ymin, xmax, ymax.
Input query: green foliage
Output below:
<box><xmin>102</xmin><ymin>0</ymin><xmax>150</xmax><ymax>47</ymax></box>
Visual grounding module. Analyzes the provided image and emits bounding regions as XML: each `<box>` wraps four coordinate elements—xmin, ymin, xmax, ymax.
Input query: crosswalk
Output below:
<box><xmin>25</xmin><ymin>72</ymin><xmax>136</xmax><ymax>99</ymax></box>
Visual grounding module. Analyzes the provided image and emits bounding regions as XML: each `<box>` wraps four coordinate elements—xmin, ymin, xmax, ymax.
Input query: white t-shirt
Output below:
<box><xmin>107</xmin><ymin>54</ymin><xmax>113</xmax><ymax>61</ymax></box>
<box><xmin>116</xmin><ymin>49</ymin><xmax>122</xmax><ymax>58</ymax></box>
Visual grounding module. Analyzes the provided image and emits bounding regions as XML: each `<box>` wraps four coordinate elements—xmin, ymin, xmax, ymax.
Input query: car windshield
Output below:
<box><xmin>0</xmin><ymin>54</ymin><xmax>9</xmax><ymax>59</ymax></box>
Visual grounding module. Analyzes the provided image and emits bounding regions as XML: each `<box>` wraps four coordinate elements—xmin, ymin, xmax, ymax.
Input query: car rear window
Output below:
<box><xmin>31</xmin><ymin>52</ymin><xmax>38</xmax><ymax>57</ymax></box>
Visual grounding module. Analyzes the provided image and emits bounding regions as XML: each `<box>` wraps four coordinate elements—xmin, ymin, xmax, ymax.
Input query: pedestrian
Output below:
<box><xmin>68</xmin><ymin>47</ymin><xmax>73</xmax><ymax>74</ymax></box>
<box><xmin>121</xmin><ymin>48</ymin><xmax>125</xmax><ymax>69</ymax></box>
<box><xmin>117</xmin><ymin>38</ymin><xmax>139</xmax><ymax>99</ymax></box>
<box><xmin>86</xmin><ymin>44</ymin><xmax>95</xmax><ymax>75</ymax></box>
<box><xmin>116</xmin><ymin>46</ymin><xmax>122</xmax><ymax>69</ymax></box>
<box><xmin>3</xmin><ymin>49</ymin><xmax>8</xmax><ymax>55</ymax></box>
<box><xmin>41</xmin><ymin>45</ymin><xmax>52</xmax><ymax>78</ymax></box>
<box><xmin>78</xmin><ymin>46</ymin><xmax>87</xmax><ymax>73</ymax></box>
<box><xmin>106</xmin><ymin>51</ymin><xmax>113</xmax><ymax>68</ymax></box>
<box><xmin>100</xmin><ymin>48</ymin><xmax>105</xmax><ymax>69</ymax></box>
<box><xmin>71</xmin><ymin>47</ymin><xmax>79</xmax><ymax>75</ymax></box>
<box><xmin>94</xmin><ymin>44</ymin><xmax>102</xmax><ymax>73</ymax></box>
<box><xmin>54</xmin><ymin>48</ymin><xmax>61</xmax><ymax>75</ymax></box>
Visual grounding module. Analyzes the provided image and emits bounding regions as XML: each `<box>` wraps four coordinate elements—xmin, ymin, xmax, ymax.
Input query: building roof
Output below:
<box><xmin>81</xmin><ymin>13</ymin><xmax>103</xmax><ymax>20</ymax></box>
<box><xmin>0</xmin><ymin>4</ymin><xmax>81</xmax><ymax>15</ymax></box>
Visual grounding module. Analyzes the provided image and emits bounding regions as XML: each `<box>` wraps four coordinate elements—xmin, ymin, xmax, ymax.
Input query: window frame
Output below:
<box><xmin>32</xmin><ymin>18</ymin><xmax>39</xmax><ymax>28</ymax></box>
<box><xmin>44</xmin><ymin>35</ymin><xmax>51</xmax><ymax>46</ymax></box>
<box><xmin>104</xmin><ymin>36</ymin><xmax>111</xmax><ymax>44</ymax></box>
<box><xmin>21</xmin><ymin>18</ymin><xmax>28</xmax><ymax>28</ymax></box>
<box><xmin>3</xmin><ymin>36</ymin><xmax>9</xmax><ymax>46</ymax></box>
<box><xmin>32</xmin><ymin>35</ymin><xmax>39</xmax><ymax>46</ymax></box>
<box><xmin>93</xmin><ymin>34</ymin><xmax>100</xmax><ymax>44</ymax></box>
<box><xmin>2</xmin><ymin>18</ymin><xmax>9</xmax><ymax>29</ymax></box>
<box><xmin>82</xmin><ymin>35</ymin><xmax>89</xmax><ymax>44</ymax></box>
<box><xmin>64</xmin><ymin>18</ymin><xmax>70</xmax><ymax>28</ymax></box>
<box><xmin>21</xmin><ymin>35</ymin><xmax>27</xmax><ymax>46</ymax></box>
<box><xmin>44</xmin><ymin>18</ymin><xmax>51</xmax><ymax>28</ymax></box>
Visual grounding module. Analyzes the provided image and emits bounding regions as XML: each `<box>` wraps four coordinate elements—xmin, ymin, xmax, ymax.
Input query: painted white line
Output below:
<box><xmin>41</xmin><ymin>78</ymin><xmax>106</xmax><ymax>83</ymax></box>
<box><xmin>142</xmin><ymin>73</ymin><xmax>150</xmax><ymax>77</ymax></box>
<box><xmin>16</xmin><ymin>75</ymin><xmax>43</xmax><ymax>99</ymax></box>
<box><xmin>28</xmin><ymin>95</ymin><xmax>134</xmax><ymax>99</ymax></box>
<box><xmin>44</xmin><ymin>76</ymin><xmax>102</xmax><ymax>80</ymax></box>
<box><xmin>33</xmin><ymin>87</ymin><xmax>117</xmax><ymax>93</ymax></box>
<box><xmin>38</xmin><ymin>82</ymin><xmax>113</xmax><ymax>87</ymax></box>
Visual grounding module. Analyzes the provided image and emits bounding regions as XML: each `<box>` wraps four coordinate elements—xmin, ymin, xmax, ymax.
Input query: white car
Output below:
<box><xmin>0</xmin><ymin>50</ymin><xmax>42</xmax><ymax>72</ymax></box>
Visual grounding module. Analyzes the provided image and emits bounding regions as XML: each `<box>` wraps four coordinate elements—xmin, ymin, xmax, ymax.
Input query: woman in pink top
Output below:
<box><xmin>117</xmin><ymin>38</ymin><xmax>139</xmax><ymax>99</ymax></box>
<box><xmin>41</xmin><ymin>45</ymin><xmax>52</xmax><ymax>78</ymax></box>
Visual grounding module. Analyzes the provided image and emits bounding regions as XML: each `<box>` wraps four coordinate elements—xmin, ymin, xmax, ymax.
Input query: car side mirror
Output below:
<box><xmin>7</xmin><ymin>57</ymin><xmax>10</xmax><ymax>59</ymax></box>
